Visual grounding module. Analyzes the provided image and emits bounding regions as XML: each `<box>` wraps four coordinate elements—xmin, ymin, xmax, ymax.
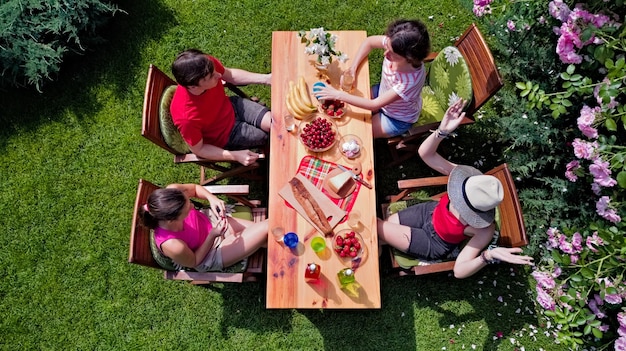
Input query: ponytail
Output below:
<box><xmin>139</xmin><ymin>188</ymin><xmax>187</xmax><ymax>229</ymax></box>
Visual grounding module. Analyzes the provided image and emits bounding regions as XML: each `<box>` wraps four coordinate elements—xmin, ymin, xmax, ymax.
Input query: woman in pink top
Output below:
<box><xmin>316</xmin><ymin>19</ymin><xmax>429</xmax><ymax>138</ymax></box>
<box><xmin>139</xmin><ymin>183</ymin><xmax>267</xmax><ymax>272</ymax></box>
<box><xmin>377</xmin><ymin>99</ymin><xmax>534</xmax><ymax>278</ymax></box>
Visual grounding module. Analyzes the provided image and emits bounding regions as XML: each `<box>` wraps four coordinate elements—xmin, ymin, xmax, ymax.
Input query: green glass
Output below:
<box><xmin>310</xmin><ymin>236</ymin><xmax>326</xmax><ymax>253</ymax></box>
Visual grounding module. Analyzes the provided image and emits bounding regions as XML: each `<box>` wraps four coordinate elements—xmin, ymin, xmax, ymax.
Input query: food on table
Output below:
<box><xmin>328</xmin><ymin>170</ymin><xmax>353</xmax><ymax>194</ymax></box>
<box><xmin>334</xmin><ymin>230</ymin><xmax>362</xmax><ymax>258</ymax></box>
<box><xmin>341</xmin><ymin>138</ymin><xmax>361</xmax><ymax>158</ymax></box>
<box><xmin>289</xmin><ymin>177</ymin><xmax>333</xmax><ymax>236</ymax></box>
<box><xmin>300</xmin><ymin>116</ymin><xmax>336</xmax><ymax>151</ymax></box>
<box><xmin>286</xmin><ymin>77</ymin><xmax>316</xmax><ymax>119</ymax></box>
<box><xmin>320</xmin><ymin>99</ymin><xmax>345</xmax><ymax>118</ymax></box>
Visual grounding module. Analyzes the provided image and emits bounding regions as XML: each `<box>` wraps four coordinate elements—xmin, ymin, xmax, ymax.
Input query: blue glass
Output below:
<box><xmin>283</xmin><ymin>232</ymin><xmax>299</xmax><ymax>249</ymax></box>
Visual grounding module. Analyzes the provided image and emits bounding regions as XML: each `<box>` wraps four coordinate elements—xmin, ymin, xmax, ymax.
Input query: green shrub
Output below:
<box><xmin>0</xmin><ymin>0</ymin><xmax>122</xmax><ymax>91</ymax></box>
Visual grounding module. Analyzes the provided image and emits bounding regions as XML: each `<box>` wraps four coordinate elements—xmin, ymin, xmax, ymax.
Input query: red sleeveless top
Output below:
<box><xmin>432</xmin><ymin>194</ymin><xmax>468</xmax><ymax>244</ymax></box>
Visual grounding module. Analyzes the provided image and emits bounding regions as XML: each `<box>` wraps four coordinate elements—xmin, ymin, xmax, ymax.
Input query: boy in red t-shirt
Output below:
<box><xmin>170</xmin><ymin>49</ymin><xmax>272</xmax><ymax>166</ymax></box>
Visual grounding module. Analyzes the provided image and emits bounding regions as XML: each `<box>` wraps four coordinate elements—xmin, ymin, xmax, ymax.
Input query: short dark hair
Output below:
<box><xmin>171</xmin><ymin>49</ymin><xmax>214</xmax><ymax>87</ymax></box>
<box><xmin>385</xmin><ymin>19</ymin><xmax>431</xmax><ymax>67</ymax></box>
<box><xmin>139</xmin><ymin>188</ymin><xmax>187</xmax><ymax>229</ymax></box>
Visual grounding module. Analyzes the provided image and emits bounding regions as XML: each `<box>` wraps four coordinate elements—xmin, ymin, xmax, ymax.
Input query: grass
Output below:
<box><xmin>0</xmin><ymin>0</ymin><xmax>560</xmax><ymax>349</ymax></box>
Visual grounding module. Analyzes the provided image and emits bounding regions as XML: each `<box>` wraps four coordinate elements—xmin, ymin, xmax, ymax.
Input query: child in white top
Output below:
<box><xmin>316</xmin><ymin>19</ymin><xmax>430</xmax><ymax>138</ymax></box>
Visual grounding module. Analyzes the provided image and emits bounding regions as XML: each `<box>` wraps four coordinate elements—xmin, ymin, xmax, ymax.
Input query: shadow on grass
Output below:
<box><xmin>0</xmin><ymin>0</ymin><xmax>176</xmax><ymax>150</ymax></box>
<box><xmin>204</xmin><ymin>251</ymin><xmax>537</xmax><ymax>350</ymax></box>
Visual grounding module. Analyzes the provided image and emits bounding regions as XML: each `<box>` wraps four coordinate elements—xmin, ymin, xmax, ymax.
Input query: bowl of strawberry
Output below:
<box><xmin>319</xmin><ymin>99</ymin><xmax>347</xmax><ymax>118</ymax></box>
<box><xmin>299</xmin><ymin>114</ymin><xmax>338</xmax><ymax>152</ymax></box>
<box><xmin>333</xmin><ymin>229</ymin><xmax>367</xmax><ymax>265</ymax></box>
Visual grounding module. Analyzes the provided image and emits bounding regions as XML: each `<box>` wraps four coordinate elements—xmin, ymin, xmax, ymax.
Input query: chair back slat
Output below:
<box><xmin>485</xmin><ymin>164</ymin><xmax>528</xmax><ymax>247</ymax></box>
<box><xmin>129</xmin><ymin>179</ymin><xmax>162</xmax><ymax>269</ymax></box>
<box><xmin>455</xmin><ymin>24</ymin><xmax>503</xmax><ymax>117</ymax></box>
<box><xmin>142</xmin><ymin>64</ymin><xmax>178</xmax><ymax>154</ymax></box>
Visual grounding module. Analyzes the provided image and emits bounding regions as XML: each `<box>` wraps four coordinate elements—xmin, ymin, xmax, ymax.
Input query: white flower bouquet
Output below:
<box><xmin>298</xmin><ymin>27</ymin><xmax>348</xmax><ymax>66</ymax></box>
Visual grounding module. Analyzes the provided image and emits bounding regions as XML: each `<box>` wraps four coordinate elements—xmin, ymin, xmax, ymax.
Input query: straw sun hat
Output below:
<box><xmin>447</xmin><ymin>165</ymin><xmax>504</xmax><ymax>228</ymax></box>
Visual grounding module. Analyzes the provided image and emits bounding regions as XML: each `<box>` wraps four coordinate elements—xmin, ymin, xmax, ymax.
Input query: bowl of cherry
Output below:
<box><xmin>319</xmin><ymin>99</ymin><xmax>347</xmax><ymax>119</ymax></box>
<box><xmin>333</xmin><ymin>229</ymin><xmax>367</xmax><ymax>266</ymax></box>
<box><xmin>299</xmin><ymin>113</ymin><xmax>338</xmax><ymax>153</ymax></box>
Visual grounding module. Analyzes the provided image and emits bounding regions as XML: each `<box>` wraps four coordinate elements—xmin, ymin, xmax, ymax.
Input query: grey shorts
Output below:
<box><xmin>397</xmin><ymin>202</ymin><xmax>458</xmax><ymax>260</ymax></box>
<box><xmin>224</xmin><ymin>96</ymin><xmax>269</xmax><ymax>150</ymax></box>
<box><xmin>194</xmin><ymin>209</ymin><xmax>225</xmax><ymax>272</ymax></box>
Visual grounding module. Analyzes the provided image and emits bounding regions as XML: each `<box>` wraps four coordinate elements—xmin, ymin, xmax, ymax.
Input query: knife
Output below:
<box><xmin>336</xmin><ymin>164</ymin><xmax>372</xmax><ymax>189</ymax></box>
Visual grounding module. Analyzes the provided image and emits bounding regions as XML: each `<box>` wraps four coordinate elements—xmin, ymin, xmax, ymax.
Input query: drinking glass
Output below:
<box><xmin>284</xmin><ymin>114</ymin><xmax>295</xmax><ymax>132</ymax></box>
<box><xmin>341</xmin><ymin>71</ymin><xmax>354</xmax><ymax>92</ymax></box>
<box><xmin>310</xmin><ymin>236</ymin><xmax>326</xmax><ymax>253</ymax></box>
<box><xmin>347</xmin><ymin>210</ymin><xmax>362</xmax><ymax>230</ymax></box>
<box><xmin>271</xmin><ymin>226</ymin><xmax>285</xmax><ymax>242</ymax></box>
<box><xmin>283</xmin><ymin>232</ymin><xmax>299</xmax><ymax>249</ymax></box>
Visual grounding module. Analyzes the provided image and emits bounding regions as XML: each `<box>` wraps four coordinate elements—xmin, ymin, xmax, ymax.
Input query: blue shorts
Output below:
<box><xmin>371</xmin><ymin>84</ymin><xmax>415</xmax><ymax>137</ymax></box>
<box><xmin>224</xmin><ymin>96</ymin><xmax>269</xmax><ymax>150</ymax></box>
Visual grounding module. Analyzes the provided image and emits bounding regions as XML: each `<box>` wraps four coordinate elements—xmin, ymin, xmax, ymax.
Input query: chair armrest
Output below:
<box><xmin>203</xmin><ymin>184</ymin><xmax>250</xmax><ymax>196</ymax></box>
<box><xmin>397</xmin><ymin>176</ymin><xmax>449</xmax><ymax>190</ymax></box>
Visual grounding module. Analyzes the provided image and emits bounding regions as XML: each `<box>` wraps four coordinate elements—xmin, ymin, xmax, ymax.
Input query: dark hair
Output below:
<box><xmin>171</xmin><ymin>49</ymin><xmax>214</xmax><ymax>87</ymax></box>
<box><xmin>385</xmin><ymin>19</ymin><xmax>431</xmax><ymax>67</ymax></box>
<box><xmin>139</xmin><ymin>188</ymin><xmax>187</xmax><ymax>229</ymax></box>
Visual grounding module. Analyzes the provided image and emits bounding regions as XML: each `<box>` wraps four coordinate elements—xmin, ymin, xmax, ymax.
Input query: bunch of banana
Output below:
<box><xmin>285</xmin><ymin>76</ymin><xmax>317</xmax><ymax>119</ymax></box>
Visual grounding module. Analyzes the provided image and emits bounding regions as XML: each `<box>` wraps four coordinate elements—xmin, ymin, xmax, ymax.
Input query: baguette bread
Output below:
<box><xmin>289</xmin><ymin>177</ymin><xmax>333</xmax><ymax>236</ymax></box>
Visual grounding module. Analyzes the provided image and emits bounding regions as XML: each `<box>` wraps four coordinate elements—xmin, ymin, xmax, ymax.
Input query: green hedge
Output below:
<box><xmin>0</xmin><ymin>0</ymin><xmax>122</xmax><ymax>91</ymax></box>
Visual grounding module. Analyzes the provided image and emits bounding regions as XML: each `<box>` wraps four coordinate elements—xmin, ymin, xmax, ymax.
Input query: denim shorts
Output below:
<box><xmin>224</xmin><ymin>96</ymin><xmax>269</xmax><ymax>150</ymax></box>
<box><xmin>370</xmin><ymin>84</ymin><xmax>415</xmax><ymax>137</ymax></box>
<box><xmin>397</xmin><ymin>202</ymin><xmax>458</xmax><ymax>260</ymax></box>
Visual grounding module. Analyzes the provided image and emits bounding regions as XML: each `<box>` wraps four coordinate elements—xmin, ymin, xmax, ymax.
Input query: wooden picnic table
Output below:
<box><xmin>266</xmin><ymin>30</ymin><xmax>380</xmax><ymax>309</ymax></box>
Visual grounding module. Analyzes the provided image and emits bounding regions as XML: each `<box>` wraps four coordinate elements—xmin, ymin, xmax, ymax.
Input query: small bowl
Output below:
<box><xmin>299</xmin><ymin>113</ymin><xmax>338</xmax><ymax>153</ymax></box>
<box><xmin>332</xmin><ymin>229</ymin><xmax>368</xmax><ymax>267</ymax></box>
<box><xmin>339</xmin><ymin>134</ymin><xmax>362</xmax><ymax>159</ymax></box>
<box><xmin>319</xmin><ymin>99</ymin><xmax>347</xmax><ymax>119</ymax></box>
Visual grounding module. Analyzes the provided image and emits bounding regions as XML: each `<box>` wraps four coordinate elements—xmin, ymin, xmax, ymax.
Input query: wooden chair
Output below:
<box><xmin>382</xmin><ymin>163</ymin><xmax>528</xmax><ymax>276</ymax></box>
<box><xmin>128</xmin><ymin>179</ymin><xmax>266</xmax><ymax>284</ymax></box>
<box><xmin>142</xmin><ymin>64</ymin><xmax>265</xmax><ymax>185</ymax></box>
<box><xmin>385</xmin><ymin>23</ymin><xmax>504</xmax><ymax>167</ymax></box>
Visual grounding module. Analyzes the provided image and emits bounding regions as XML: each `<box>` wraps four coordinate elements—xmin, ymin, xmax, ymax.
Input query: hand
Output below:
<box><xmin>316</xmin><ymin>85</ymin><xmax>341</xmax><ymax>101</ymax></box>
<box><xmin>233</xmin><ymin>150</ymin><xmax>260</xmax><ymax>166</ymax></box>
<box><xmin>490</xmin><ymin>247</ymin><xmax>534</xmax><ymax>266</ymax></box>
<box><xmin>209</xmin><ymin>197</ymin><xmax>226</xmax><ymax>219</ymax></box>
<box><xmin>210</xmin><ymin>215</ymin><xmax>229</xmax><ymax>239</ymax></box>
<box><xmin>438</xmin><ymin>98</ymin><xmax>466</xmax><ymax>134</ymax></box>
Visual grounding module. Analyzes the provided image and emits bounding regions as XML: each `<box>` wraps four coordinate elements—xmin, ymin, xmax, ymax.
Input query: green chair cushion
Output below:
<box><xmin>159</xmin><ymin>85</ymin><xmax>191</xmax><ymax>155</ymax></box>
<box><xmin>415</xmin><ymin>46</ymin><xmax>473</xmax><ymax>127</ymax></box>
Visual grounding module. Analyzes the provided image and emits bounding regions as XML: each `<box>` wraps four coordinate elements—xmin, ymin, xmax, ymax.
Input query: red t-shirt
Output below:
<box><xmin>432</xmin><ymin>194</ymin><xmax>468</xmax><ymax>244</ymax></box>
<box><xmin>170</xmin><ymin>56</ymin><xmax>235</xmax><ymax>148</ymax></box>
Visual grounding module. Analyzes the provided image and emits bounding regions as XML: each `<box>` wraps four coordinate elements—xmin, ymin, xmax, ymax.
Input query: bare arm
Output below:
<box><xmin>417</xmin><ymin>99</ymin><xmax>467</xmax><ymax>175</ymax></box>
<box><xmin>166</xmin><ymin>183</ymin><xmax>226</xmax><ymax>218</ymax></box>
<box><xmin>189</xmin><ymin>140</ymin><xmax>261</xmax><ymax>166</ymax></box>
<box><xmin>315</xmin><ymin>84</ymin><xmax>400</xmax><ymax>111</ymax></box>
<box><xmin>348</xmin><ymin>35</ymin><xmax>385</xmax><ymax>77</ymax></box>
<box><xmin>453</xmin><ymin>225</ymin><xmax>534</xmax><ymax>278</ymax></box>
<box><xmin>222</xmin><ymin>67</ymin><xmax>271</xmax><ymax>86</ymax></box>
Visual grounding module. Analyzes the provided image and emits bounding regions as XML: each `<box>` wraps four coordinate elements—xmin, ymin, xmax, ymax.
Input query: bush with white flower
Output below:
<box><xmin>473</xmin><ymin>0</ymin><xmax>625</xmax><ymax>348</ymax></box>
<box><xmin>298</xmin><ymin>27</ymin><xmax>348</xmax><ymax>66</ymax></box>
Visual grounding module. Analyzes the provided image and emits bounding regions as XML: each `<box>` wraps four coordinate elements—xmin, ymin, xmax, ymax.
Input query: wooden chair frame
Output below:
<box><xmin>142</xmin><ymin>64</ymin><xmax>264</xmax><ymax>185</ymax></box>
<box><xmin>385</xmin><ymin>23</ymin><xmax>504</xmax><ymax>167</ymax></box>
<box><xmin>128</xmin><ymin>179</ymin><xmax>266</xmax><ymax>284</ymax></box>
<box><xmin>382</xmin><ymin>163</ymin><xmax>528</xmax><ymax>276</ymax></box>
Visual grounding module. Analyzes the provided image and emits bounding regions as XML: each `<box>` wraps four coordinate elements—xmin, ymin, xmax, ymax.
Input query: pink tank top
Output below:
<box><xmin>154</xmin><ymin>208</ymin><xmax>213</xmax><ymax>252</ymax></box>
<box><xmin>432</xmin><ymin>194</ymin><xmax>468</xmax><ymax>244</ymax></box>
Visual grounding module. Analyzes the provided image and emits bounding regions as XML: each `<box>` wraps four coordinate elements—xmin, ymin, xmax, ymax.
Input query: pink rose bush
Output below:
<box><xmin>488</xmin><ymin>0</ymin><xmax>626</xmax><ymax>347</ymax></box>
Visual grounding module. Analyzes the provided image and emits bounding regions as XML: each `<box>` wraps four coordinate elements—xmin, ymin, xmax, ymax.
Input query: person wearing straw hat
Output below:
<box><xmin>377</xmin><ymin>99</ymin><xmax>533</xmax><ymax>278</ymax></box>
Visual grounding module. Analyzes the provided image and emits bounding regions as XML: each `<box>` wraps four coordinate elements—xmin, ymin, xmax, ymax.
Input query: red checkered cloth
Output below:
<box><xmin>296</xmin><ymin>155</ymin><xmax>361</xmax><ymax>215</ymax></box>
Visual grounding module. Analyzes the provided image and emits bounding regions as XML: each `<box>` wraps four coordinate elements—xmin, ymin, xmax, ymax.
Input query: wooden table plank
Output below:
<box><xmin>267</xmin><ymin>31</ymin><xmax>380</xmax><ymax>309</ymax></box>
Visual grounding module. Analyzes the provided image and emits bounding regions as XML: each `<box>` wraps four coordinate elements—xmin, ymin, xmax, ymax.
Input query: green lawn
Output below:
<box><xmin>0</xmin><ymin>0</ymin><xmax>560</xmax><ymax>349</ymax></box>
